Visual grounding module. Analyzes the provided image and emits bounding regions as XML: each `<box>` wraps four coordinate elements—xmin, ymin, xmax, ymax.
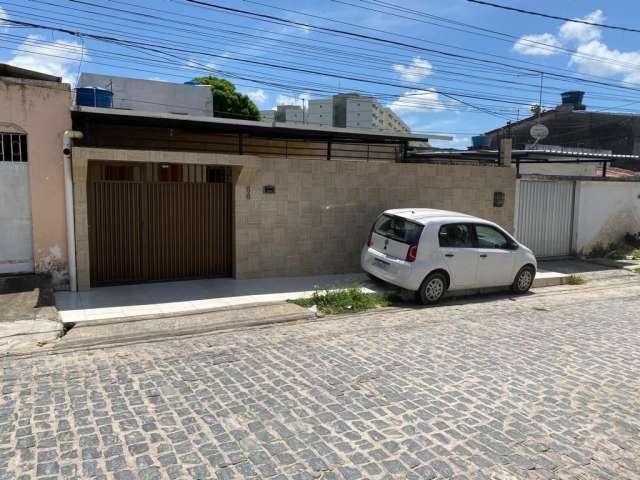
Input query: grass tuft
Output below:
<box><xmin>289</xmin><ymin>285</ymin><xmax>393</xmax><ymax>315</ymax></box>
<box><xmin>567</xmin><ymin>274</ymin><xmax>586</xmax><ymax>285</ymax></box>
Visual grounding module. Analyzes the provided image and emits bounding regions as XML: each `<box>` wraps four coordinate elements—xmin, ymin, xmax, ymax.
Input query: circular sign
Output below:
<box><xmin>530</xmin><ymin>123</ymin><xmax>549</xmax><ymax>140</ymax></box>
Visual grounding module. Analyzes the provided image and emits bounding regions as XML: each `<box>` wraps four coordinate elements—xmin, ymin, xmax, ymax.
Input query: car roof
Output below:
<box><xmin>383</xmin><ymin>208</ymin><xmax>489</xmax><ymax>226</ymax></box>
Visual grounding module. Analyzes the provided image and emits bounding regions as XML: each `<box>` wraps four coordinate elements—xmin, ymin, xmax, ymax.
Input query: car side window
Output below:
<box><xmin>475</xmin><ymin>224</ymin><xmax>510</xmax><ymax>249</ymax></box>
<box><xmin>438</xmin><ymin>224</ymin><xmax>473</xmax><ymax>248</ymax></box>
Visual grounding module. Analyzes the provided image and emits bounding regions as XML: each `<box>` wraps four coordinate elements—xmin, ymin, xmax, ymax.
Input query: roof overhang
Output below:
<box><xmin>72</xmin><ymin>106</ymin><xmax>451</xmax><ymax>143</ymax></box>
<box><xmin>413</xmin><ymin>149</ymin><xmax>639</xmax><ymax>161</ymax></box>
<box><xmin>0</xmin><ymin>63</ymin><xmax>61</xmax><ymax>82</ymax></box>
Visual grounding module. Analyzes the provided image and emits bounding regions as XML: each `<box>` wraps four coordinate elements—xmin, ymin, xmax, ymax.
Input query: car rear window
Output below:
<box><xmin>374</xmin><ymin>214</ymin><xmax>424</xmax><ymax>244</ymax></box>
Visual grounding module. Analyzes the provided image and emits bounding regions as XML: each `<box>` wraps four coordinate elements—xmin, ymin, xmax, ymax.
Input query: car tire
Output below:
<box><xmin>512</xmin><ymin>265</ymin><xmax>535</xmax><ymax>294</ymax></box>
<box><xmin>416</xmin><ymin>272</ymin><xmax>447</xmax><ymax>305</ymax></box>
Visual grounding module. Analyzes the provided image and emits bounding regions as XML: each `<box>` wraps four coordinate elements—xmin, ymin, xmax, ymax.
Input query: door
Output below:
<box><xmin>0</xmin><ymin>133</ymin><xmax>34</xmax><ymax>274</ymax></box>
<box><xmin>516</xmin><ymin>180</ymin><xmax>574</xmax><ymax>257</ymax></box>
<box><xmin>88</xmin><ymin>162</ymin><xmax>232</xmax><ymax>286</ymax></box>
<box><xmin>437</xmin><ymin>223</ymin><xmax>478</xmax><ymax>288</ymax></box>
<box><xmin>474</xmin><ymin>224</ymin><xmax>516</xmax><ymax>287</ymax></box>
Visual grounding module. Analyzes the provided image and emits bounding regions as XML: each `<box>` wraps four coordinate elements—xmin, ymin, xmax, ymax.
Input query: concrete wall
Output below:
<box><xmin>78</xmin><ymin>73</ymin><xmax>213</xmax><ymax>116</ymax></box>
<box><xmin>0</xmin><ymin>162</ymin><xmax>33</xmax><ymax>274</ymax></box>
<box><xmin>72</xmin><ymin>148</ymin><xmax>516</xmax><ymax>289</ymax></box>
<box><xmin>573</xmin><ymin>181</ymin><xmax>640</xmax><ymax>254</ymax></box>
<box><xmin>518</xmin><ymin>162</ymin><xmax>598</xmax><ymax>177</ymax></box>
<box><xmin>0</xmin><ymin>76</ymin><xmax>72</xmax><ymax>285</ymax></box>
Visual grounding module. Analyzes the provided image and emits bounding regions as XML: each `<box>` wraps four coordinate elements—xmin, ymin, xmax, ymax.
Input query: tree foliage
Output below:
<box><xmin>192</xmin><ymin>76</ymin><xmax>260</xmax><ymax>120</ymax></box>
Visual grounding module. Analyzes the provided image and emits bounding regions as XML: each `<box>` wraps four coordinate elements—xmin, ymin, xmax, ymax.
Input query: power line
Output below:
<box><xmin>330</xmin><ymin>0</ymin><xmax>640</xmax><ymax>70</ymax></box>
<box><xmin>466</xmin><ymin>0</ymin><xmax>640</xmax><ymax>34</ymax></box>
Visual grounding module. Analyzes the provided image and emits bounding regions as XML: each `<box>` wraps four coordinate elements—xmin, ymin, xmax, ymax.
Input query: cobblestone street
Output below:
<box><xmin>2</xmin><ymin>277</ymin><xmax>640</xmax><ymax>480</ymax></box>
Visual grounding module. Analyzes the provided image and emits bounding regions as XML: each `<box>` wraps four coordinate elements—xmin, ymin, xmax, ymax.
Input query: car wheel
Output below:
<box><xmin>416</xmin><ymin>272</ymin><xmax>447</xmax><ymax>305</ymax></box>
<box><xmin>512</xmin><ymin>265</ymin><xmax>535</xmax><ymax>294</ymax></box>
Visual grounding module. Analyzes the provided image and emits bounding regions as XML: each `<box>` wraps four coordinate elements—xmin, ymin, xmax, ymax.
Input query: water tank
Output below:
<box><xmin>75</xmin><ymin>87</ymin><xmax>113</xmax><ymax>108</ymax></box>
<box><xmin>561</xmin><ymin>91</ymin><xmax>585</xmax><ymax>107</ymax></box>
<box><xmin>471</xmin><ymin>135</ymin><xmax>490</xmax><ymax>149</ymax></box>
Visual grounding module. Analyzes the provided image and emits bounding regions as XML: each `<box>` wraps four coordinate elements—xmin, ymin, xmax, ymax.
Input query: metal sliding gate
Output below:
<box><xmin>516</xmin><ymin>180</ymin><xmax>575</xmax><ymax>258</ymax></box>
<box><xmin>88</xmin><ymin>163</ymin><xmax>232</xmax><ymax>286</ymax></box>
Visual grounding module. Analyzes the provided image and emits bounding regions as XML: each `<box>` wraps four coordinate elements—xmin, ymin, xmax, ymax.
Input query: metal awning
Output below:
<box><xmin>72</xmin><ymin>106</ymin><xmax>451</xmax><ymax>144</ymax></box>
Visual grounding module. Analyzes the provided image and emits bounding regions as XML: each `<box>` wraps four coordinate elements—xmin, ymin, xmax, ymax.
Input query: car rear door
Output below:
<box><xmin>369</xmin><ymin>214</ymin><xmax>423</xmax><ymax>261</ymax></box>
<box><xmin>437</xmin><ymin>223</ymin><xmax>478</xmax><ymax>288</ymax></box>
<box><xmin>473</xmin><ymin>224</ymin><xmax>516</xmax><ymax>287</ymax></box>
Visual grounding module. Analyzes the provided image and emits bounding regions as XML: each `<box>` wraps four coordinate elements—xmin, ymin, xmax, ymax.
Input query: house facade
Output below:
<box><xmin>0</xmin><ymin>64</ymin><xmax>72</xmax><ymax>285</ymax></box>
<box><xmin>68</xmin><ymin>106</ymin><xmax>515</xmax><ymax>291</ymax></box>
<box><xmin>485</xmin><ymin>91</ymin><xmax>640</xmax><ymax>171</ymax></box>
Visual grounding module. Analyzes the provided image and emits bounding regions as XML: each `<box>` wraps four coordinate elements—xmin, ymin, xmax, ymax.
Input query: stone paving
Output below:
<box><xmin>2</xmin><ymin>277</ymin><xmax>640</xmax><ymax>479</ymax></box>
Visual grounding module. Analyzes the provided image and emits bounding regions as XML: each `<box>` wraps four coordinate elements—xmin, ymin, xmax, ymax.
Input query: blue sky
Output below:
<box><xmin>2</xmin><ymin>0</ymin><xmax>640</xmax><ymax>147</ymax></box>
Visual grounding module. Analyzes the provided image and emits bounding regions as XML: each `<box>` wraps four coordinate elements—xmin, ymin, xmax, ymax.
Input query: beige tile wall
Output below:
<box><xmin>72</xmin><ymin>148</ymin><xmax>516</xmax><ymax>287</ymax></box>
<box><xmin>235</xmin><ymin>158</ymin><xmax>516</xmax><ymax>278</ymax></box>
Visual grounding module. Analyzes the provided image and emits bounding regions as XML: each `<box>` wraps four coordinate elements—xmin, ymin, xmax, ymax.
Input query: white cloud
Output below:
<box><xmin>387</xmin><ymin>89</ymin><xmax>446</xmax><ymax>113</ymax></box>
<box><xmin>512</xmin><ymin>10</ymin><xmax>604</xmax><ymax>57</ymax></box>
<box><xmin>512</xmin><ymin>33</ymin><xmax>562</xmax><ymax>56</ymax></box>
<box><xmin>275</xmin><ymin>92</ymin><xmax>310</xmax><ymax>107</ymax></box>
<box><xmin>570</xmin><ymin>40</ymin><xmax>640</xmax><ymax>84</ymax></box>
<box><xmin>8</xmin><ymin>35</ymin><xmax>88</xmax><ymax>84</ymax></box>
<box><xmin>559</xmin><ymin>10</ymin><xmax>604</xmax><ymax>43</ymax></box>
<box><xmin>246</xmin><ymin>89</ymin><xmax>267</xmax><ymax>104</ymax></box>
<box><xmin>147</xmin><ymin>76</ymin><xmax>169</xmax><ymax>82</ymax></box>
<box><xmin>0</xmin><ymin>6</ymin><xmax>9</xmax><ymax>33</ymax></box>
<box><xmin>393</xmin><ymin>57</ymin><xmax>433</xmax><ymax>82</ymax></box>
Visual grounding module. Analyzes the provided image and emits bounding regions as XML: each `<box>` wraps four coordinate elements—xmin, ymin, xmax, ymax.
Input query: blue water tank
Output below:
<box><xmin>75</xmin><ymin>87</ymin><xmax>113</xmax><ymax>108</ymax></box>
<box><xmin>471</xmin><ymin>135</ymin><xmax>490</xmax><ymax>149</ymax></box>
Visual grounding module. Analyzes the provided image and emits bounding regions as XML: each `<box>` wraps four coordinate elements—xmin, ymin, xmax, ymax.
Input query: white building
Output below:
<box><xmin>307</xmin><ymin>99</ymin><xmax>333</xmax><ymax>127</ymax></box>
<box><xmin>260</xmin><ymin>105</ymin><xmax>305</xmax><ymax>125</ymax></box>
<box><xmin>308</xmin><ymin>94</ymin><xmax>410</xmax><ymax>133</ymax></box>
<box><xmin>77</xmin><ymin>73</ymin><xmax>213</xmax><ymax>116</ymax></box>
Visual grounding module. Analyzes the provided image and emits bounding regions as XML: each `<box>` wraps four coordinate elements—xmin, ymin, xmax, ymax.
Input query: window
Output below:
<box><xmin>439</xmin><ymin>224</ymin><xmax>473</xmax><ymax>248</ymax></box>
<box><xmin>0</xmin><ymin>133</ymin><xmax>28</xmax><ymax>162</ymax></box>
<box><xmin>103</xmin><ymin>165</ymin><xmax>136</xmax><ymax>181</ymax></box>
<box><xmin>207</xmin><ymin>166</ymin><xmax>231</xmax><ymax>183</ymax></box>
<box><xmin>374</xmin><ymin>215</ymin><xmax>423</xmax><ymax>245</ymax></box>
<box><xmin>158</xmin><ymin>164</ymin><xmax>182</xmax><ymax>182</ymax></box>
<box><xmin>475</xmin><ymin>224</ymin><xmax>511</xmax><ymax>249</ymax></box>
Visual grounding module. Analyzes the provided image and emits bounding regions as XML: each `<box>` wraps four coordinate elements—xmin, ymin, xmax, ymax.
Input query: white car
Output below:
<box><xmin>361</xmin><ymin>209</ymin><xmax>537</xmax><ymax>304</ymax></box>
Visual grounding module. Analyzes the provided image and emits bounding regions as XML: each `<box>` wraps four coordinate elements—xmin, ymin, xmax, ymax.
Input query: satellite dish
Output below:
<box><xmin>530</xmin><ymin>123</ymin><xmax>549</xmax><ymax>141</ymax></box>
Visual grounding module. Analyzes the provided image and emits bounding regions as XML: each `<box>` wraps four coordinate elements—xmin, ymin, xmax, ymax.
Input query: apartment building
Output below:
<box><xmin>260</xmin><ymin>105</ymin><xmax>305</xmax><ymax>125</ymax></box>
<box><xmin>308</xmin><ymin>93</ymin><xmax>410</xmax><ymax>133</ymax></box>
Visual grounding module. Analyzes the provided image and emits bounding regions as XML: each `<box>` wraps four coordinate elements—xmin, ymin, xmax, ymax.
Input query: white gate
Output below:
<box><xmin>0</xmin><ymin>162</ymin><xmax>34</xmax><ymax>274</ymax></box>
<box><xmin>516</xmin><ymin>180</ymin><xmax>575</xmax><ymax>258</ymax></box>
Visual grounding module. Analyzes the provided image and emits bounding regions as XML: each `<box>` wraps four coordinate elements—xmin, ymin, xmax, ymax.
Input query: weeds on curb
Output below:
<box><xmin>289</xmin><ymin>285</ymin><xmax>393</xmax><ymax>315</ymax></box>
<box><xmin>567</xmin><ymin>275</ymin><xmax>586</xmax><ymax>285</ymax></box>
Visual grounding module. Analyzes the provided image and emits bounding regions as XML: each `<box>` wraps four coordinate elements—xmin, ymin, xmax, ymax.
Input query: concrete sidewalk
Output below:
<box><xmin>53</xmin><ymin>259</ymin><xmax>621</xmax><ymax>326</ymax></box>
<box><xmin>0</xmin><ymin>274</ymin><xmax>63</xmax><ymax>353</ymax></box>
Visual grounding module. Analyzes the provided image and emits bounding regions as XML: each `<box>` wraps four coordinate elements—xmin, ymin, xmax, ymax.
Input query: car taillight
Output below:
<box><xmin>367</xmin><ymin>226</ymin><xmax>374</xmax><ymax>247</ymax></box>
<box><xmin>406</xmin><ymin>243</ymin><xmax>418</xmax><ymax>262</ymax></box>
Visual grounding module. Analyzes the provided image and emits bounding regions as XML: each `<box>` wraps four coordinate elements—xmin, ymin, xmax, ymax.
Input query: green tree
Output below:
<box><xmin>530</xmin><ymin>103</ymin><xmax>542</xmax><ymax>115</ymax></box>
<box><xmin>192</xmin><ymin>76</ymin><xmax>261</xmax><ymax>120</ymax></box>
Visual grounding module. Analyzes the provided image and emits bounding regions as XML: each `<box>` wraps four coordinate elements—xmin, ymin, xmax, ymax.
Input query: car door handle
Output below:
<box><xmin>445</xmin><ymin>254</ymin><xmax>454</xmax><ymax>257</ymax></box>
<box><xmin>480</xmin><ymin>254</ymin><xmax>488</xmax><ymax>258</ymax></box>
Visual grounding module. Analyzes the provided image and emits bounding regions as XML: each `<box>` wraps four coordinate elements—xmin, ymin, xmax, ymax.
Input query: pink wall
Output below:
<box><xmin>0</xmin><ymin>77</ymin><xmax>72</xmax><ymax>286</ymax></box>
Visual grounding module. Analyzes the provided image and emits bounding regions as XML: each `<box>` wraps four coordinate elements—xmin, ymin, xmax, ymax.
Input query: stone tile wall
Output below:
<box><xmin>235</xmin><ymin>158</ymin><xmax>516</xmax><ymax>278</ymax></box>
<box><xmin>72</xmin><ymin>148</ymin><xmax>516</xmax><ymax>288</ymax></box>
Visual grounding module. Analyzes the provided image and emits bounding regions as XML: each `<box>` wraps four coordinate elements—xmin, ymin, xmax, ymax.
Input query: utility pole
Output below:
<box><xmin>538</xmin><ymin>72</ymin><xmax>544</xmax><ymax>122</ymax></box>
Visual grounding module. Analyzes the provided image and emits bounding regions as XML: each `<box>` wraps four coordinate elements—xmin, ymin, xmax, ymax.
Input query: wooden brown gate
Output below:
<box><xmin>88</xmin><ymin>163</ymin><xmax>232</xmax><ymax>286</ymax></box>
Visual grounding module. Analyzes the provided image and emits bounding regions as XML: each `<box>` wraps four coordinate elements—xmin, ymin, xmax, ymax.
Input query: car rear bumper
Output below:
<box><xmin>361</xmin><ymin>246</ymin><xmax>421</xmax><ymax>291</ymax></box>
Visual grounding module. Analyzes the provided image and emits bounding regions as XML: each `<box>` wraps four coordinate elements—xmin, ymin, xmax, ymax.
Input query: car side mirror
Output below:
<box><xmin>509</xmin><ymin>241</ymin><xmax>519</xmax><ymax>250</ymax></box>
